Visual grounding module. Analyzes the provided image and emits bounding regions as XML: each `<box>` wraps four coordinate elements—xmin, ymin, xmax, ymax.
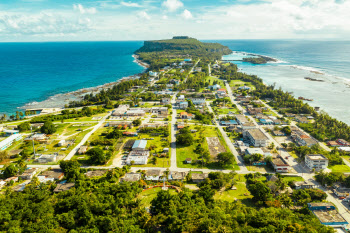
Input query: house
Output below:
<box><xmin>170</xmin><ymin>171</ymin><xmax>186</xmax><ymax>181</ymax></box>
<box><xmin>54</xmin><ymin>183</ymin><xmax>75</xmax><ymax>193</ymax></box>
<box><xmin>191</xmin><ymin>173</ymin><xmax>208</xmax><ymax>183</ymax></box>
<box><xmin>145</xmin><ymin>169</ymin><xmax>162</xmax><ymax>181</ymax></box>
<box><xmin>105</xmin><ymin>121</ymin><xmax>133</xmax><ymax>128</ymax></box>
<box><xmin>267</xmin><ymin>174</ymin><xmax>279</xmax><ymax>182</ymax></box>
<box><xmin>259</xmin><ymin>118</ymin><xmax>274</xmax><ymax>125</ymax></box>
<box><xmin>149</xmin><ymin>71</ymin><xmax>158</xmax><ymax>77</ymax></box>
<box><xmin>3</xmin><ymin>129</ymin><xmax>19</xmax><ymax>136</ymax></box>
<box><xmin>305</xmin><ymin>154</ymin><xmax>328</xmax><ymax>171</ymax></box>
<box><xmin>161</xmin><ymin>98</ymin><xmax>171</xmax><ymax>105</ymax></box>
<box><xmin>185</xmin><ymin>158</ymin><xmax>192</xmax><ymax>164</ymax></box>
<box><xmin>4</xmin><ymin>176</ymin><xmax>19</xmax><ymax>183</ymax></box>
<box><xmin>209</xmin><ymin>84</ymin><xmax>221</xmax><ymax>90</ymax></box>
<box><xmin>179</xmin><ymin>102</ymin><xmax>188</xmax><ymax>109</ymax></box>
<box><xmin>241</xmin><ymin>122</ymin><xmax>256</xmax><ymax>130</ymax></box>
<box><xmin>247</xmin><ymin>107</ymin><xmax>262</xmax><ymax>116</ymax></box>
<box><xmin>238</xmin><ymin>86</ymin><xmax>251</xmax><ymax>90</ymax></box>
<box><xmin>177</xmin><ymin>122</ymin><xmax>185</xmax><ymax>130</ymax></box>
<box><xmin>37</xmin><ymin>176</ymin><xmax>55</xmax><ymax>183</ymax></box>
<box><xmin>295</xmin><ymin>116</ymin><xmax>309</xmax><ymax>124</ymax></box>
<box><xmin>125</xmin><ymin>152</ymin><xmax>149</xmax><ymax>165</ymax></box>
<box><xmin>336</xmin><ymin>139</ymin><xmax>350</xmax><ymax>147</ymax></box>
<box><xmin>191</xmin><ymin>98</ymin><xmax>206</xmax><ymax>106</ymax></box>
<box><xmin>271</xmin><ymin>155</ymin><xmax>290</xmax><ymax>173</ymax></box>
<box><xmin>212</xmin><ymin>64</ymin><xmax>220</xmax><ymax>69</ymax></box>
<box><xmin>78</xmin><ymin>145</ymin><xmax>88</xmax><ymax>154</ymax></box>
<box><xmin>217</xmin><ymin>89</ymin><xmax>227</xmax><ymax>95</ymax></box>
<box><xmin>236</xmin><ymin>115</ymin><xmax>248</xmax><ymax>125</ymax></box>
<box><xmin>180</xmin><ymin>112</ymin><xmax>193</xmax><ymax>120</ymax></box>
<box><xmin>85</xmin><ymin>170</ymin><xmax>108</xmax><ymax>178</ymax></box>
<box><xmin>220</xmin><ymin>120</ymin><xmax>238</xmax><ymax>126</ymax></box>
<box><xmin>123</xmin><ymin>131</ymin><xmax>138</xmax><ymax>137</ymax></box>
<box><xmin>41</xmin><ymin>169</ymin><xmax>64</xmax><ymax>180</ymax></box>
<box><xmin>327</xmin><ymin>141</ymin><xmax>339</xmax><ymax>147</ymax></box>
<box><xmin>308</xmin><ymin>203</ymin><xmax>348</xmax><ymax>227</ymax></box>
<box><xmin>37</xmin><ymin>154</ymin><xmax>57</xmax><ymax>163</ymax></box>
<box><xmin>272</xmin><ymin>130</ymin><xmax>285</xmax><ymax>136</ymax></box>
<box><xmin>243</xmin><ymin>128</ymin><xmax>269</xmax><ymax>147</ymax></box>
<box><xmin>24</xmin><ymin>133</ymin><xmax>48</xmax><ymax>142</ymax></box>
<box><xmin>58</xmin><ymin>140</ymin><xmax>66</xmax><ymax>147</ymax></box>
<box><xmin>0</xmin><ymin>180</ymin><xmax>6</xmax><ymax>189</ymax></box>
<box><xmin>19</xmin><ymin>168</ymin><xmax>37</xmax><ymax>180</ymax></box>
<box><xmin>193</xmin><ymin>67</ymin><xmax>202</xmax><ymax>72</ymax></box>
<box><xmin>132</xmin><ymin>140</ymin><xmax>147</xmax><ymax>151</ymax></box>
<box><xmin>120</xmin><ymin>172</ymin><xmax>141</xmax><ymax>182</ymax></box>
<box><xmin>178</xmin><ymin>95</ymin><xmax>185</xmax><ymax>101</ymax></box>
<box><xmin>293</xmin><ymin>181</ymin><xmax>316</xmax><ymax>190</ymax></box>
<box><xmin>0</xmin><ymin>133</ymin><xmax>22</xmax><ymax>151</ymax></box>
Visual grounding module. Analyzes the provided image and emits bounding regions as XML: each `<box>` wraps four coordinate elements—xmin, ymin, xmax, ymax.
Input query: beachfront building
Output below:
<box><xmin>0</xmin><ymin>134</ymin><xmax>22</xmax><ymax>151</ymax></box>
<box><xmin>149</xmin><ymin>71</ymin><xmax>159</xmax><ymax>77</ymax></box>
<box><xmin>305</xmin><ymin>154</ymin><xmax>328</xmax><ymax>171</ymax></box>
<box><xmin>243</xmin><ymin>128</ymin><xmax>269</xmax><ymax>147</ymax></box>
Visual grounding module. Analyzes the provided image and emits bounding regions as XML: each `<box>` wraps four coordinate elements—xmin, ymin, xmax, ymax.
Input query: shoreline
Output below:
<box><xmin>19</xmin><ymin>54</ymin><xmax>148</xmax><ymax>111</ymax></box>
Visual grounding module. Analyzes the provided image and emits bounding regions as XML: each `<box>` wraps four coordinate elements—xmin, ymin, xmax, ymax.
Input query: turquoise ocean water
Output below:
<box><xmin>0</xmin><ymin>40</ymin><xmax>349</xmax><ymax>124</ymax></box>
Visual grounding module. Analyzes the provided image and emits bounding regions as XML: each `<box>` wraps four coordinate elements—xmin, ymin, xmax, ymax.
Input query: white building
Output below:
<box><xmin>149</xmin><ymin>71</ymin><xmax>159</xmax><ymax>77</ymax></box>
<box><xmin>37</xmin><ymin>154</ymin><xmax>57</xmax><ymax>163</ymax></box>
<box><xmin>243</xmin><ymin>128</ymin><xmax>269</xmax><ymax>147</ymax></box>
<box><xmin>305</xmin><ymin>154</ymin><xmax>328</xmax><ymax>171</ymax></box>
<box><xmin>0</xmin><ymin>134</ymin><xmax>22</xmax><ymax>151</ymax></box>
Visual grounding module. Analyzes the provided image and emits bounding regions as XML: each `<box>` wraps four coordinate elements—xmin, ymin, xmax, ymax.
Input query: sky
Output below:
<box><xmin>0</xmin><ymin>0</ymin><xmax>350</xmax><ymax>41</ymax></box>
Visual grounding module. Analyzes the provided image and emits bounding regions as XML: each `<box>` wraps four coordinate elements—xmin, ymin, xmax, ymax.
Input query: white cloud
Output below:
<box><xmin>162</xmin><ymin>15</ymin><xmax>168</xmax><ymax>19</ymax></box>
<box><xmin>181</xmin><ymin>9</ymin><xmax>192</xmax><ymax>19</ymax></box>
<box><xmin>121</xmin><ymin>1</ymin><xmax>141</xmax><ymax>8</ymax></box>
<box><xmin>73</xmin><ymin>4</ymin><xmax>97</xmax><ymax>14</ymax></box>
<box><xmin>137</xmin><ymin>11</ymin><xmax>151</xmax><ymax>20</ymax></box>
<box><xmin>162</xmin><ymin>0</ymin><xmax>183</xmax><ymax>12</ymax></box>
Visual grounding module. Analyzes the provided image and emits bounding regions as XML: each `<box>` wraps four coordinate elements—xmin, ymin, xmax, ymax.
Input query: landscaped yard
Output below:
<box><xmin>138</xmin><ymin>187</ymin><xmax>178</xmax><ymax>207</ymax></box>
<box><xmin>280</xmin><ymin>176</ymin><xmax>304</xmax><ymax>182</ymax></box>
<box><xmin>330</xmin><ymin>165</ymin><xmax>350</xmax><ymax>172</ymax></box>
<box><xmin>214</xmin><ymin>182</ymin><xmax>254</xmax><ymax>206</ymax></box>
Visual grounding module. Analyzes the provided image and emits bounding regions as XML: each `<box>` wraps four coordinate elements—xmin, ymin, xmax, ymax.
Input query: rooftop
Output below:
<box><xmin>306</xmin><ymin>154</ymin><xmax>328</xmax><ymax>161</ymax></box>
<box><xmin>85</xmin><ymin>170</ymin><xmax>108</xmax><ymax>178</ymax></box>
<box><xmin>146</xmin><ymin>169</ymin><xmax>161</xmax><ymax>177</ymax></box>
<box><xmin>54</xmin><ymin>183</ymin><xmax>75</xmax><ymax>193</ymax></box>
<box><xmin>132</xmin><ymin>139</ymin><xmax>147</xmax><ymax>150</ymax></box>
<box><xmin>313</xmin><ymin>209</ymin><xmax>347</xmax><ymax>224</ymax></box>
<box><xmin>121</xmin><ymin>173</ymin><xmax>141</xmax><ymax>182</ymax></box>
<box><xmin>246</xmin><ymin>128</ymin><xmax>269</xmax><ymax>140</ymax></box>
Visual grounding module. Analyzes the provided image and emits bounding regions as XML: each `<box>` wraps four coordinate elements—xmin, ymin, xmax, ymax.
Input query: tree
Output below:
<box><xmin>87</xmin><ymin>148</ymin><xmax>106</xmax><ymax>165</ymax></box>
<box><xmin>0</xmin><ymin>151</ymin><xmax>9</xmax><ymax>162</ymax></box>
<box><xmin>248</xmin><ymin>181</ymin><xmax>273</xmax><ymax>204</ymax></box>
<box><xmin>3</xmin><ymin>164</ymin><xmax>17</xmax><ymax>178</ymax></box>
<box><xmin>18</xmin><ymin>122</ymin><xmax>31</xmax><ymax>132</ymax></box>
<box><xmin>217</xmin><ymin>152</ymin><xmax>235</xmax><ymax>166</ymax></box>
<box><xmin>40</xmin><ymin>121</ymin><xmax>57</xmax><ymax>134</ymax></box>
<box><xmin>197</xmin><ymin>184</ymin><xmax>215</xmax><ymax>204</ymax></box>
<box><xmin>59</xmin><ymin>160</ymin><xmax>81</xmax><ymax>182</ymax></box>
<box><xmin>106</xmin><ymin>128</ymin><xmax>122</xmax><ymax>139</ymax></box>
<box><xmin>176</xmin><ymin>133</ymin><xmax>194</xmax><ymax>146</ymax></box>
<box><xmin>132</xmin><ymin>118</ymin><xmax>142</xmax><ymax>127</ymax></box>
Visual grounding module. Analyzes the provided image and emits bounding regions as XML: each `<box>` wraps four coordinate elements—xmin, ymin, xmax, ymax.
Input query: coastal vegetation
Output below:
<box><xmin>242</xmin><ymin>56</ymin><xmax>276</xmax><ymax>64</ymax></box>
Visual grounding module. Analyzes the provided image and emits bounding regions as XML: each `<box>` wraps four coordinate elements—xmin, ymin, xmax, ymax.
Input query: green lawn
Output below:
<box><xmin>138</xmin><ymin>187</ymin><xmax>177</xmax><ymax>207</ymax></box>
<box><xmin>212</xmin><ymin>106</ymin><xmax>239</xmax><ymax>115</ymax></box>
<box><xmin>281</xmin><ymin>176</ymin><xmax>304</xmax><ymax>182</ymax></box>
<box><xmin>229</xmin><ymin>80</ymin><xmax>256</xmax><ymax>91</ymax></box>
<box><xmin>213</xmin><ymin>182</ymin><xmax>254</xmax><ymax>206</ymax></box>
<box><xmin>330</xmin><ymin>165</ymin><xmax>350</xmax><ymax>172</ymax></box>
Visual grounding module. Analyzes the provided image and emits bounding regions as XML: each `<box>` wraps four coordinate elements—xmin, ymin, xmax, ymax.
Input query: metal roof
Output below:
<box><xmin>132</xmin><ymin>139</ymin><xmax>147</xmax><ymax>150</ymax></box>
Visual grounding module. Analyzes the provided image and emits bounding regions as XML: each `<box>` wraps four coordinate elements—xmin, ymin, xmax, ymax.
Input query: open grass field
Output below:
<box><xmin>230</xmin><ymin>80</ymin><xmax>256</xmax><ymax>91</ymax></box>
<box><xmin>330</xmin><ymin>164</ymin><xmax>350</xmax><ymax>173</ymax></box>
<box><xmin>280</xmin><ymin>176</ymin><xmax>304</xmax><ymax>182</ymax></box>
<box><xmin>213</xmin><ymin>182</ymin><xmax>254</xmax><ymax>206</ymax></box>
<box><xmin>138</xmin><ymin>187</ymin><xmax>178</xmax><ymax>207</ymax></box>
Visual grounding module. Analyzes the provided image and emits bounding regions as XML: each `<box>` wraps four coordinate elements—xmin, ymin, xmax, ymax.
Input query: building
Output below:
<box><xmin>0</xmin><ymin>180</ymin><xmax>6</xmax><ymax>189</ymax></box>
<box><xmin>125</xmin><ymin>109</ymin><xmax>146</xmax><ymax>117</ymax></box>
<box><xmin>105</xmin><ymin>121</ymin><xmax>133</xmax><ymax>128</ymax></box>
<box><xmin>271</xmin><ymin>155</ymin><xmax>290</xmax><ymax>173</ymax></box>
<box><xmin>132</xmin><ymin>140</ymin><xmax>147</xmax><ymax>151</ymax></box>
<box><xmin>220</xmin><ymin>120</ymin><xmax>238</xmax><ymax>126</ymax></box>
<box><xmin>295</xmin><ymin>116</ymin><xmax>309</xmax><ymax>124</ymax></box>
<box><xmin>238</xmin><ymin>86</ymin><xmax>251</xmax><ymax>90</ymax></box>
<box><xmin>19</xmin><ymin>168</ymin><xmax>37</xmax><ymax>180</ymax></box>
<box><xmin>179</xmin><ymin>102</ymin><xmax>188</xmax><ymax>109</ymax></box>
<box><xmin>236</xmin><ymin>115</ymin><xmax>248</xmax><ymax>125</ymax></box>
<box><xmin>247</xmin><ymin>107</ymin><xmax>262</xmax><ymax>116</ymax></box>
<box><xmin>58</xmin><ymin>140</ymin><xmax>66</xmax><ymax>147</ymax></box>
<box><xmin>272</xmin><ymin>130</ymin><xmax>285</xmax><ymax>136</ymax></box>
<box><xmin>327</xmin><ymin>141</ymin><xmax>339</xmax><ymax>147</ymax></box>
<box><xmin>185</xmin><ymin>158</ymin><xmax>192</xmax><ymax>164</ymax></box>
<box><xmin>308</xmin><ymin>203</ymin><xmax>348</xmax><ymax>227</ymax></box>
<box><xmin>149</xmin><ymin>71</ymin><xmax>158</xmax><ymax>77</ymax></box>
<box><xmin>151</xmin><ymin>107</ymin><xmax>168</xmax><ymax>116</ymax></box>
<box><xmin>243</xmin><ymin>128</ymin><xmax>269</xmax><ymax>147</ymax></box>
<box><xmin>333</xmin><ymin>185</ymin><xmax>350</xmax><ymax>197</ymax></box>
<box><xmin>145</xmin><ymin>169</ymin><xmax>162</xmax><ymax>181</ymax></box>
<box><xmin>217</xmin><ymin>89</ymin><xmax>226</xmax><ymax>94</ymax></box>
<box><xmin>180</xmin><ymin>112</ymin><xmax>193</xmax><ymax>120</ymax></box>
<box><xmin>125</xmin><ymin>153</ymin><xmax>149</xmax><ymax>165</ymax></box>
<box><xmin>245</xmin><ymin>148</ymin><xmax>264</xmax><ymax>156</ymax></box>
<box><xmin>3</xmin><ymin>129</ymin><xmax>19</xmax><ymax>136</ymax></box>
<box><xmin>293</xmin><ymin>181</ymin><xmax>316</xmax><ymax>190</ymax></box>
<box><xmin>120</xmin><ymin>172</ymin><xmax>141</xmax><ymax>182</ymax></box>
<box><xmin>161</xmin><ymin>98</ymin><xmax>171</xmax><ymax>105</ymax></box>
<box><xmin>111</xmin><ymin>105</ymin><xmax>129</xmax><ymax>116</ymax></box>
<box><xmin>305</xmin><ymin>154</ymin><xmax>328</xmax><ymax>171</ymax></box>
<box><xmin>24</xmin><ymin>133</ymin><xmax>48</xmax><ymax>142</ymax></box>
<box><xmin>41</xmin><ymin>169</ymin><xmax>64</xmax><ymax>180</ymax></box>
<box><xmin>241</xmin><ymin>122</ymin><xmax>257</xmax><ymax>130</ymax></box>
<box><xmin>0</xmin><ymin>133</ymin><xmax>22</xmax><ymax>151</ymax></box>
<box><xmin>191</xmin><ymin>173</ymin><xmax>208</xmax><ymax>183</ymax></box>
<box><xmin>191</xmin><ymin>98</ymin><xmax>206</xmax><ymax>106</ymax></box>
<box><xmin>291</xmin><ymin>130</ymin><xmax>318</xmax><ymax>147</ymax></box>
<box><xmin>37</xmin><ymin>154</ymin><xmax>57</xmax><ymax>163</ymax></box>
<box><xmin>336</xmin><ymin>139</ymin><xmax>350</xmax><ymax>147</ymax></box>
<box><xmin>123</xmin><ymin>131</ymin><xmax>138</xmax><ymax>137</ymax></box>
<box><xmin>54</xmin><ymin>183</ymin><xmax>75</xmax><ymax>193</ymax></box>
<box><xmin>212</xmin><ymin>64</ymin><xmax>220</xmax><ymax>69</ymax></box>
<box><xmin>209</xmin><ymin>84</ymin><xmax>221</xmax><ymax>90</ymax></box>
<box><xmin>170</xmin><ymin>171</ymin><xmax>186</xmax><ymax>181</ymax></box>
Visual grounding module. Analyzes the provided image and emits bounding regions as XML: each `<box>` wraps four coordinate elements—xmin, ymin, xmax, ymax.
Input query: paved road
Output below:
<box><xmin>63</xmin><ymin>112</ymin><xmax>112</xmax><ymax>161</ymax></box>
<box><xmin>170</xmin><ymin>94</ymin><xmax>178</xmax><ymax>170</ymax></box>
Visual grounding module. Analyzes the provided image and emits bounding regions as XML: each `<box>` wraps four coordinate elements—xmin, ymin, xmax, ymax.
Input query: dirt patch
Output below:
<box><xmin>206</xmin><ymin>137</ymin><xmax>226</xmax><ymax>156</ymax></box>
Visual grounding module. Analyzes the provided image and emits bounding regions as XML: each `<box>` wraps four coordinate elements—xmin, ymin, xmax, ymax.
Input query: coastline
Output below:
<box><xmin>20</xmin><ymin>54</ymin><xmax>148</xmax><ymax>111</ymax></box>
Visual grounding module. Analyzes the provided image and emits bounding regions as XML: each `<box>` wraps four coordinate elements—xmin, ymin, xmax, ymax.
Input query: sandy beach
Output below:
<box><xmin>20</xmin><ymin>55</ymin><xmax>148</xmax><ymax>110</ymax></box>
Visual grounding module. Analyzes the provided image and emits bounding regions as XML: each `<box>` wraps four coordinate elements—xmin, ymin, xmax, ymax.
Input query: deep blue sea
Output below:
<box><xmin>0</xmin><ymin>40</ymin><xmax>349</xmax><ymax>124</ymax></box>
<box><xmin>0</xmin><ymin>41</ymin><xmax>145</xmax><ymax>115</ymax></box>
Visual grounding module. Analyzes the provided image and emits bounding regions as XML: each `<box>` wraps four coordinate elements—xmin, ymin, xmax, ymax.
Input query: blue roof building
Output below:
<box><xmin>308</xmin><ymin>203</ymin><xmax>348</xmax><ymax>227</ymax></box>
<box><xmin>220</xmin><ymin>120</ymin><xmax>238</xmax><ymax>126</ymax></box>
<box><xmin>132</xmin><ymin>140</ymin><xmax>147</xmax><ymax>151</ymax></box>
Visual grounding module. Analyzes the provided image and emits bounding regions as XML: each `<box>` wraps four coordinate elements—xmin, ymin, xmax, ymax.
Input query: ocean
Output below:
<box><xmin>0</xmin><ymin>40</ymin><xmax>349</xmax><ymax>124</ymax></box>
<box><xmin>212</xmin><ymin>40</ymin><xmax>350</xmax><ymax>125</ymax></box>
<box><xmin>0</xmin><ymin>41</ymin><xmax>145</xmax><ymax>115</ymax></box>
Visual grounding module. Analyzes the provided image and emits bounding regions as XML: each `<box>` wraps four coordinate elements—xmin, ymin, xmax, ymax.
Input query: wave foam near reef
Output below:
<box><xmin>20</xmin><ymin>55</ymin><xmax>147</xmax><ymax>110</ymax></box>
